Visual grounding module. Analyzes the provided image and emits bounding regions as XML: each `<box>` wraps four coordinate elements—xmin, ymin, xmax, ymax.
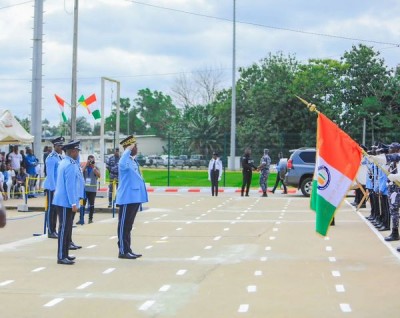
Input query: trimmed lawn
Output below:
<box><xmin>141</xmin><ymin>168</ymin><xmax>279</xmax><ymax>188</ymax></box>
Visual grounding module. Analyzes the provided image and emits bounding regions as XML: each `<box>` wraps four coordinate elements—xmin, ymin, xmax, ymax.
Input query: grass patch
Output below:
<box><xmin>141</xmin><ymin>168</ymin><xmax>278</xmax><ymax>188</ymax></box>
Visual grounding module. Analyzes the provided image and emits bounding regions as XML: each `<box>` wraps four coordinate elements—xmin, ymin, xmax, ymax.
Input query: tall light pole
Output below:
<box><xmin>370</xmin><ymin>113</ymin><xmax>379</xmax><ymax>145</ymax></box>
<box><xmin>229</xmin><ymin>0</ymin><xmax>236</xmax><ymax>170</ymax></box>
<box><xmin>71</xmin><ymin>0</ymin><xmax>79</xmax><ymax>139</ymax></box>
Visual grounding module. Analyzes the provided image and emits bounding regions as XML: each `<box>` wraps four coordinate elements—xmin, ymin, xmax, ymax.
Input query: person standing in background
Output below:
<box><xmin>79</xmin><ymin>155</ymin><xmax>100</xmax><ymax>224</ymax></box>
<box><xmin>258</xmin><ymin>149</ymin><xmax>271</xmax><ymax>197</ymax></box>
<box><xmin>208</xmin><ymin>152</ymin><xmax>223</xmax><ymax>196</ymax></box>
<box><xmin>241</xmin><ymin>148</ymin><xmax>258</xmax><ymax>197</ymax></box>
<box><xmin>106</xmin><ymin>148</ymin><xmax>120</xmax><ymax>208</ymax></box>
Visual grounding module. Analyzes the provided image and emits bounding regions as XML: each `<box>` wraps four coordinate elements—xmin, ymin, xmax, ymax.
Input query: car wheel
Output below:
<box><xmin>300</xmin><ymin>177</ymin><xmax>313</xmax><ymax>197</ymax></box>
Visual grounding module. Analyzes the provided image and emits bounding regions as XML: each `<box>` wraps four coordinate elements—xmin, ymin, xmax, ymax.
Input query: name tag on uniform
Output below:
<box><xmin>85</xmin><ymin>178</ymin><xmax>91</xmax><ymax>185</ymax></box>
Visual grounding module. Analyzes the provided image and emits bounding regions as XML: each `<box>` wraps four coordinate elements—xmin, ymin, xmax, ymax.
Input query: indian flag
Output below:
<box><xmin>54</xmin><ymin>94</ymin><xmax>68</xmax><ymax>123</ymax></box>
<box><xmin>311</xmin><ymin>113</ymin><xmax>362</xmax><ymax>236</ymax></box>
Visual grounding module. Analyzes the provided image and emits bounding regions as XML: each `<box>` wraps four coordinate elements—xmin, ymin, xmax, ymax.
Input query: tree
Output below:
<box><xmin>134</xmin><ymin>89</ymin><xmax>180</xmax><ymax>138</ymax></box>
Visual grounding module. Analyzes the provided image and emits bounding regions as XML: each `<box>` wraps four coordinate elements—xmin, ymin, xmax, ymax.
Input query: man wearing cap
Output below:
<box><xmin>43</xmin><ymin>136</ymin><xmax>65</xmax><ymax>238</ymax></box>
<box><xmin>116</xmin><ymin>135</ymin><xmax>148</xmax><ymax>259</ymax></box>
<box><xmin>53</xmin><ymin>140</ymin><xmax>84</xmax><ymax>265</ymax></box>
<box><xmin>258</xmin><ymin>149</ymin><xmax>271</xmax><ymax>197</ymax></box>
<box><xmin>106</xmin><ymin>148</ymin><xmax>120</xmax><ymax>208</ymax></box>
<box><xmin>208</xmin><ymin>152</ymin><xmax>223</xmax><ymax>196</ymax></box>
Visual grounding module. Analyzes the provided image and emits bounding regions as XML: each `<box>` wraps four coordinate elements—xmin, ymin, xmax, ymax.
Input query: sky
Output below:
<box><xmin>0</xmin><ymin>0</ymin><xmax>399</xmax><ymax>127</ymax></box>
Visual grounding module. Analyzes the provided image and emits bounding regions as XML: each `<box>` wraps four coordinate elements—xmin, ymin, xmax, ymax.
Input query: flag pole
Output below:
<box><xmin>297</xmin><ymin>96</ymin><xmax>400</xmax><ymax>186</ymax></box>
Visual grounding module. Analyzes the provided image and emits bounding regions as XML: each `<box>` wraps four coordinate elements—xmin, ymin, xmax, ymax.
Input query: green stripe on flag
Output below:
<box><xmin>92</xmin><ymin>109</ymin><xmax>101</xmax><ymax>120</ymax></box>
<box><xmin>310</xmin><ymin>180</ymin><xmax>336</xmax><ymax>236</ymax></box>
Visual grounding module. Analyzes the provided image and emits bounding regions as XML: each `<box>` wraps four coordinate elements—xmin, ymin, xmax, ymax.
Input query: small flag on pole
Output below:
<box><xmin>311</xmin><ymin>113</ymin><xmax>362</xmax><ymax>236</ymax></box>
<box><xmin>54</xmin><ymin>94</ymin><xmax>68</xmax><ymax>123</ymax></box>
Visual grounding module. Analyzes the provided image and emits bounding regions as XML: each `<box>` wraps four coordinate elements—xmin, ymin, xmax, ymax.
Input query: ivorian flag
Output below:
<box><xmin>311</xmin><ymin>113</ymin><xmax>362</xmax><ymax>236</ymax></box>
<box><xmin>78</xmin><ymin>94</ymin><xmax>97</xmax><ymax>114</ymax></box>
<box><xmin>54</xmin><ymin>94</ymin><xmax>68</xmax><ymax>123</ymax></box>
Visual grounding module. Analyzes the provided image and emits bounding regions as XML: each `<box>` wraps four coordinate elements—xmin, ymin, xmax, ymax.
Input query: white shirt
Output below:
<box><xmin>9</xmin><ymin>152</ymin><xmax>22</xmax><ymax>170</ymax></box>
<box><xmin>208</xmin><ymin>158</ymin><xmax>223</xmax><ymax>180</ymax></box>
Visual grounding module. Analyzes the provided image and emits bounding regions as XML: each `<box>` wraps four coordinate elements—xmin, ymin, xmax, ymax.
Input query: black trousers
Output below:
<box><xmin>45</xmin><ymin>190</ymin><xmax>57</xmax><ymax>234</ymax></box>
<box><xmin>272</xmin><ymin>174</ymin><xmax>287</xmax><ymax>193</ymax></box>
<box><xmin>210</xmin><ymin>170</ymin><xmax>220</xmax><ymax>196</ymax></box>
<box><xmin>57</xmin><ymin>206</ymin><xmax>74</xmax><ymax>260</ymax></box>
<box><xmin>118</xmin><ymin>203</ymin><xmax>139</xmax><ymax>254</ymax></box>
<box><xmin>82</xmin><ymin>191</ymin><xmax>96</xmax><ymax>220</ymax></box>
<box><xmin>241</xmin><ymin>170</ymin><xmax>252</xmax><ymax>195</ymax></box>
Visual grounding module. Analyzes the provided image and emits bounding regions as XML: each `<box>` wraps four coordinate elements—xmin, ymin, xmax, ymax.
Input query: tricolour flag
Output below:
<box><xmin>78</xmin><ymin>95</ymin><xmax>91</xmax><ymax>114</ymax></box>
<box><xmin>54</xmin><ymin>94</ymin><xmax>68</xmax><ymax>123</ymax></box>
<box><xmin>311</xmin><ymin>113</ymin><xmax>362</xmax><ymax>236</ymax></box>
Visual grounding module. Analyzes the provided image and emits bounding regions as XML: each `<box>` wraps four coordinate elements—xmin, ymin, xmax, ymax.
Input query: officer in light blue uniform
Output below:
<box><xmin>43</xmin><ymin>136</ymin><xmax>64</xmax><ymax>238</ymax></box>
<box><xmin>116</xmin><ymin>135</ymin><xmax>148</xmax><ymax>259</ymax></box>
<box><xmin>53</xmin><ymin>140</ymin><xmax>84</xmax><ymax>265</ymax></box>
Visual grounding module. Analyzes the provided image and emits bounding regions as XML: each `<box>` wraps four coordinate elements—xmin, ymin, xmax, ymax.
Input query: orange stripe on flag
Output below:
<box><xmin>317</xmin><ymin>113</ymin><xmax>361</xmax><ymax>179</ymax></box>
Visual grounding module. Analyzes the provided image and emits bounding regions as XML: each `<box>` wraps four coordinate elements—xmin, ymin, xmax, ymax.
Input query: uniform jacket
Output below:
<box><xmin>24</xmin><ymin>154</ymin><xmax>38</xmax><ymax>176</ymax></box>
<box><xmin>43</xmin><ymin>151</ymin><xmax>63</xmax><ymax>191</ymax></box>
<box><xmin>106</xmin><ymin>155</ymin><xmax>120</xmax><ymax>181</ymax></box>
<box><xmin>115</xmin><ymin>148</ymin><xmax>148</xmax><ymax>205</ymax></box>
<box><xmin>259</xmin><ymin>155</ymin><xmax>271</xmax><ymax>172</ymax></box>
<box><xmin>241</xmin><ymin>155</ymin><xmax>257</xmax><ymax>172</ymax></box>
<box><xmin>53</xmin><ymin>155</ymin><xmax>84</xmax><ymax>208</ymax></box>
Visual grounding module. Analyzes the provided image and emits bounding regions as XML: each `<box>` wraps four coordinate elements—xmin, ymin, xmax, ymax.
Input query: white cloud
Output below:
<box><xmin>0</xmin><ymin>0</ymin><xmax>399</xmax><ymax>127</ymax></box>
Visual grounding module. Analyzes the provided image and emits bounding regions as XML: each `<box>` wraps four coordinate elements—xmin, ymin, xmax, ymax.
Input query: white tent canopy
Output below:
<box><xmin>0</xmin><ymin>109</ymin><xmax>34</xmax><ymax>145</ymax></box>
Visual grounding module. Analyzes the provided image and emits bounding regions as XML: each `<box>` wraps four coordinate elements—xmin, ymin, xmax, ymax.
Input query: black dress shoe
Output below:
<box><xmin>118</xmin><ymin>253</ymin><xmax>137</xmax><ymax>259</ymax></box>
<box><xmin>57</xmin><ymin>258</ymin><xmax>75</xmax><ymax>265</ymax></box>
<box><xmin>69</xmin><ymin>244</ymin><xmax>79</xmax><ymax>250</ymax></box>
<box><xmin>378</xmin><ymin>226</ymin><xmax>390</xmax><ymax>231</ymax></box>
<box><xmin>71</xmin><ymin>243</ymin><xmax>82</xmax><ymax>249</ymax></box>
<box><xmin>397</xmin><ymin>246</ymin><xmax>400</xmax><ymax>252</ymax></box>
<box><xmin>131</xmin><ymin>252</ymin><xmax>142</xmax><ymax>258</ymax></box>
<box><xmin>67</xmin><ymin>256</ymin><xmax>76</xmax><ymax>261</ymax></box>
<box><xmin>48</xmin><ymin>233</ymin><xmax>58</xmax><ymax>239</ymax></box>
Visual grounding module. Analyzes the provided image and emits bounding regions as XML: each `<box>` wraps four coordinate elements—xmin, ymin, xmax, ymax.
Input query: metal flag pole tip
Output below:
<box><xmin>296</xmin><ymin>96</ymin><xmax>320</xmax><ymax>114</ymax></box>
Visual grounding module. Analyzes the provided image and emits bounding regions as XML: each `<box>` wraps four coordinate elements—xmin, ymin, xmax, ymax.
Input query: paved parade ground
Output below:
<box><xmin>1</xmin><ymin>190</ymin><xmax>400</xmax><ymax>318</ymax></box>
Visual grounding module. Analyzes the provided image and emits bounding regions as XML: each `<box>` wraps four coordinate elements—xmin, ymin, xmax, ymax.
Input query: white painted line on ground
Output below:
<box><xmin>326</xmin><ymin>246</ymin><xmax>332</xmax><ymax>251</ymax></box>
<box><xmin>162</xmin><ymin>214</ymin><xmax>168</xmax><ymax>217</ymax></box>
<box><xmin>214</xmin><ymin>236</ymin><xmax>221</xmax><ymax>241</ymax></box>
<box><xmin>201</xmin><ymin>214</ymin><xmax>206</xmax><ymax>216</ymax></box>
<box><xmin>86</xmin><ymin>245</ymin><xmax>97</xmax><ymax>249</ymax></box>
<box><xmin>159</xmin><ymin>285</ymin><xmax>170</xmax><ymax>292</ymax></box>
<box><xmin>254</xmin><ymin>270</ymin><xmax>262</xmax><ymax>276</ymax></box>
<box><xmin>335</xmin><ymin>284</ymin><xmax>345</xmax><ymax>292</ymax></box>
<box><xmin>0</xmin><ymin>280</ymin><xmax>14</xmax><ymax>286</ymax></box>
<box><xmin>276</xmin><ymin>221</ymin><xmax>281</xmax><ymax>225</ymax></box>
<box><xmin>204</xmin><ymin>245</ymin><xmax>212</xmax><ymax>250</ymax></box>
<box><xmin>231</xmin><ymin>221</ymin><xmax>236</xmax><ymax>224</ymax></box>
<box><xmin>238</xmin><ymin>304</ymin><xmax>249</xmax><ymax>313</ymax></box>
<box><xmin>329</xmin><ymin>257</ymin><xmax>337</xmax><ymax>262</ymax></box>
<box><xmin>139</xmin><ymin>300</ymin><xmax>155</xmax><ymax>311</ymax></box>
<box><xmin>265</xmin><ymin>246</ymin><xmax>272</xmax><ymax>251</ymax></box>
<box><xmin>236</xmin><ymin>217</ymin><xmax>241</xmax><ymax>220</ymax></box>
<box><xmin>218</xmin><ymin>205</ymin><xmax>223</xmax><ymax>208</ymax></box>
<box><xmin>281</xmin><ymin>210</ymin><xmax>286</xmax><ymax>212</ymax></box>
<box><xmin>109</xmin><ymin>236</ymin><xmax>117</xmax><ymax>240</ymax></box>
<box><xmin>176</xmin><ymin>228</ymin><xmax>182</xmax><ymax>231</ymax></box>
<box><xmin>278</xmin><ymin>216</ymin><xmax>283</xmax><ymax>219</ymax></box>
<box><xmin>144</xmin><ymin>221</ymin><xmax>149</xmax><ymax>224</ymax></box>
<box><xmin>240</xmin><ymin>213</ymin><xmax>245</xmax><ymax>216</ymax></box>
<box><xmin>161</xmin><ymin>236</ymin><xmax>168</xmax><ymax>240</ymax></box>
<box><xmin>269</xmin><ymin>236</ymin><xmax>276</xmax><ymax>240</ymax></box>
<box><xmin>186</xmin><ymin>221</ymin><xmax>192</xmax><ymax>224</ymax></box>
<box><xmin>43</xmin><ymin>298</ymin><xmax>64</xmax><ymax>307</ymax></box>
<box><xmin>145</xmin><ymin>245</ymin><xmax>153</xmax><ymax>250</ymax></box>
<box><xmin>260</xmin><ymin>257</ymin><xmax>268</xmax><ymax>262</ymax></box>
<box><xmin>185</xmin><ymin>204</ymin><xmax>190</xmax><ymax>207</ymax></box>
<box><xmin>176</xmin><ymin>269</ymin><xmax>187</xmax><ymax>276</ymax></box>
<box><xmin>32</xmin><ymin>267</ymin><xmax>46</xmax><ymax>272</ymax></box>
<box><xmin>76</xmin><ymin>282</ymin><xmax>93</xmax><ymax>290</ymax></box>
<box><xmin>224</xmin><ymin>228</ymin><xmax>230</xmax><ymax>231</ymax></box>
<box><xmin>340</xmin><ymin>303</ymin><xmax>352</xmax><ymax>313</ymax></box>
<box><xmin>207</xmin><ymin>210</ymin><xmax>212</xmax><ymax>213</ymax></box>
<box><xmin>153</xmin><ymin>217</ymin><xmax>160</xmax><ymax>220</ymax></box>
<box><xmin>190</xmin><ymin>256</ymin><xmax>201</xmax><ymax>260</ymax></box>
<box><xmin>332</xmin><ymin>271</ymin><xmax>341</xmax><ymax>277</ymax></box>
<box><xmin>247</xmin><ymin>285</ymin><xmax>257</xmax><ymax>293</ymax></box>
<box><xmin>273</xmin><ymin>228</ymin><xmax>278</xmax><ymax>232</ymax></box>
<box><xmin>195</xmin><ymin>217</ymin><xmax>201</xmax><ymax>220</ymax></box>
<box><xmin>324</xmin><ymin>236</ymin><xmax>330</xmax><ymax>240</ymax></box>
<box><xmin>103</xmin><ymin>268</ymin><xmax>115</xmax><ymax>274</ymax></box>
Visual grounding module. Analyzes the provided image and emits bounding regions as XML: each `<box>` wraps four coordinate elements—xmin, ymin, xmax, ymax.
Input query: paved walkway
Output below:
<box><xmin>1</xmin><ymin>190</ymin><xmax>399</xmax><ymax>317</ymax></box>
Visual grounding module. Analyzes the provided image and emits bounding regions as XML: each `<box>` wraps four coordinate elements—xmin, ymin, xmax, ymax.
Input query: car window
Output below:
<box><xmin>299</xmin><ymin>151</ymin><xmax>316</xmax><ymax>163</ymax></box>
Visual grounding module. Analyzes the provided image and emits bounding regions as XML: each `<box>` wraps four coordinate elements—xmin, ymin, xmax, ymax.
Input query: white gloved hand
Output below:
<box><xmin>388</xmin><ymin>174</ymin><xmax>400</xmax><ymax>182</ymax></box>
<box><xmin>370</xmin><ymin>154</ymin><xmax>386</xmax><ymax>165</ymax></box>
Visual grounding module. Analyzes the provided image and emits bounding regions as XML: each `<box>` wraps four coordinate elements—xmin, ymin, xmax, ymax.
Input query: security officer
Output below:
<box><xmin>116</xmin><ymin>135</ymin><xmax>148</xmax><ymax>259</ymax></box>
<box><xmin>241</xmin><ymin>148</ymin><xmax>258</xmax><ymax>197</ymax></box>
<box><xmin>106</xmin><ymin>148</ymin><xmax>120</xmax><ymax>208</ymax></box>
<box><xmin>43</xmin><ymin>136</ymin><xmax>64</xmax><ymax>238</ymax></box>
<box><xmin>376</xmin><ymin>145</ymin><xmax>390</xmax><ymax>231</ymax></box>
<box><xmin>53</xmin><ymin>140</ymin><xmax>84</xmax><ymax>265</ymax></box>
<box><xmin>208</xmin><ymin>152</ymin><xmax>223</xmax><ymax>196</ymax></box>
<box><xmin>258</xmin><ymin>149</ymin><xmax>271</xmax><ymax>197</ymax></box>
<box><xmin>373</xmin><ymin>142</ymin><xmax>400</xmax><ymax>242</ymax></box>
